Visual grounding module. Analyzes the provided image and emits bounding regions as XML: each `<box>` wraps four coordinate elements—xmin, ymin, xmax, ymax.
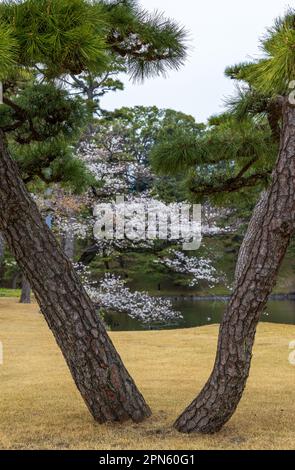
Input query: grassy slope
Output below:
<box><xmin>0</xmin><ymin>298</ymin><xmax>295</xmax><ymax>450</ymax></box>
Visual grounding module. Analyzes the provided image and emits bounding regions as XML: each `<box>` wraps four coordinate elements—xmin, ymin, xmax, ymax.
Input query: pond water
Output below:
<box><xmin>104</xmin><ymin>299</ymin><xmax>295</xmax><ymax>331</ymax></box>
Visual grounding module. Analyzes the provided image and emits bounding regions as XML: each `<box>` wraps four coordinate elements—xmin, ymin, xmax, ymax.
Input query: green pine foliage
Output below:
<box><xmin>151</xmin><ymin>114</ymin><xmax>276</xmax><ymax>206</ymax></box>
<box><xmin>151</xmin><ymin>11</ymin><xmax>295</xmax><ymax>207</ymax></box>
<box><xmin>0</xmin><ymin>22</ymin><xmax>18</xmax><ymax>78</ymax></box>
<box><xmin>246</xmin><ymin>11</ymin><xmax>295</xmax><ymax>96</ymax></box>
<box><xmin>0</xmin><ymin>0</ymin><xmax>187</xmax><ymax>192</ymax></box>
<box><xmin>0</xmin><ymin>0</ymin><xmax>109</xmax><ymax>77</ymax></box>
<box><xmin>0</xmin><ymin>0</ymin><xmax>187</xmax><ymax>80</ymax></box>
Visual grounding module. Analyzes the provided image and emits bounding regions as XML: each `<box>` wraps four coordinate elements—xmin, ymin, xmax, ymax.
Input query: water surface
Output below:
<box><xmin>104</xmin><ymin>299</ymin><xmax>295</xmax><ymax>331</ymax></box>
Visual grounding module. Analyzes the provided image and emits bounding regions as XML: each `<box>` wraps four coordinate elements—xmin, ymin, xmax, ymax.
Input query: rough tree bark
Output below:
<box><xmin>175</xmin><ymin>98</ymin><xmax>295</xmax><ymax>434</ymax></box>
<box><xmin>0</xmin><ymin>130</ymin><xmax>151</xmax><ymax>423</ymax></box>
<box><xmin>20</xmin><ymin>274</ymin><xmax>31</xmax><ymax>304</ymax></box>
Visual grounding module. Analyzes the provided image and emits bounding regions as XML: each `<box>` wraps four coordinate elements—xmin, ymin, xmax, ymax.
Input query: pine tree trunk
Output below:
<box><xmin>20</xmin><ymin>274</ymin><xmax>31</xmax><ymax>304</ymax></box>
<box><xmin>0</xmin><ymin>130</ymin><xmax>151</xmax><ymax>423</ymax></box>
<box><xmin>175</xmin><ymin>99</ymin><xmax>295</xmax><ymax>434</ymax></box>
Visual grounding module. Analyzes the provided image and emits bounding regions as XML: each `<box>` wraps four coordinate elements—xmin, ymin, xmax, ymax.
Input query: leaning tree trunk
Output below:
<box><xmin>20</xmin><ymin>274</ymin><xmax>31</xmax><ymax>304</ymax></box>
<box><xmin>175</xmin><ymin>98</ymin><xmax>295</xmax><ymax>434</ymax></box>
<box><xmin>0</xmin><ymin>130</ymin><xmax>151</xmax><ymax>423</ymax></box>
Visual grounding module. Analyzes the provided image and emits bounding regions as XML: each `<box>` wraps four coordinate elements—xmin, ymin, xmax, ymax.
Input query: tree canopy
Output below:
<box><xmin>0</xmin><ymin>0</ymin><xmax>187</xmax><ymax>191</ymax></box>
<box><xmin>151</xmin><ymin>10</ymin><xmax>295</xmax><ymax>208</ymax></box>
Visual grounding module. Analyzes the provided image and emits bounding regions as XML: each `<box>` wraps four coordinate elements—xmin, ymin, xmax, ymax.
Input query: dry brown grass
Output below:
<box><xmin>0</xmin><ymin>297</ymin><xmax>295</xmax><ymax>450</ymax></box>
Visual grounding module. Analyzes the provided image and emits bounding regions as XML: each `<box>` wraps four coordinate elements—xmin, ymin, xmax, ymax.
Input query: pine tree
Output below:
<box><xmin>153</xmin><ymin>10</ymin><xmax>295</xmax><ymax>433</ymax></box>
<box><xmin>0</xmin><ymin>0</ymin><xmax>187</xmax><ymax>423</ymax></box>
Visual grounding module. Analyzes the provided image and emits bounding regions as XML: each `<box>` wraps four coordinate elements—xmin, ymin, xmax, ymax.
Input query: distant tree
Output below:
<box><xmin>19</xmin><ymin>275</ymin><xmax>30</xmax><ymax>303</ymax></box>
<box><xmin>61</xmin><ymin>61</ymin><xmax>125</xmax><ymax>117</ymax></box>
<box><xmin>77</xmin><ymin>106</ymin><xmax>204</xmax><ymax>264</ymax></box>
<box><xmin>77</xmin><ymin>270</ymin><xmax>182</xmax><ymax>326</ymax></box>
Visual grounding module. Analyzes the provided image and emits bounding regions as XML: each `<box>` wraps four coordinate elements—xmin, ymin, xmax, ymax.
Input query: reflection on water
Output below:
<box><xmin>104</xmin><ymin>299</ymin><xmax>295</xmax><ymax>331</ymax></box>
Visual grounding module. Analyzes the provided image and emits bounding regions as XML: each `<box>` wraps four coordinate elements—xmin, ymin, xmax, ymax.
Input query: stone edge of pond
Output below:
<box><xmin>162</xmin><ymin>293</ymin><xmax>295</xmax><ymax>302</ymax></box>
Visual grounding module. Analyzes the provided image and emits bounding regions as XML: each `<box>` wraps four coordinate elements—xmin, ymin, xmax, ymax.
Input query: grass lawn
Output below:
<box><xmin>0</xmin><ymin>298</ymin><xmax>295</xmax><ymax>450</ymax></box>
<box><xmin>0</xmin><ymin>288</ymin><xmax>21</xmax><ymax>298</ymax></box>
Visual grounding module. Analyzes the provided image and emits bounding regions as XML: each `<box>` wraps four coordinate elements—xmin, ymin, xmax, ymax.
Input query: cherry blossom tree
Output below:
<box><xmin>78</xmin><ymin>269</ymin><xmax>182</xmax><ymax>326</ymax></box>
<box><xmin>156</xmin><ymin>250</ymin><xmax>219</xmax><ymax>288</ymax></box>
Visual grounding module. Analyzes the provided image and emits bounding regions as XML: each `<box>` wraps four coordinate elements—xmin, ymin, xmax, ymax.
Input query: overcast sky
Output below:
<box><xmin>101</xmin><ymin>0</ymin><xmax>291</xmax><ymax>122</ymax></box>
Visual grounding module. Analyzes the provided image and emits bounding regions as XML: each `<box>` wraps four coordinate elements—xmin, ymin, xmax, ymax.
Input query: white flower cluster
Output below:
<box><xmin>157</xmin><ymin>250</ymin><xmax>219</xmax><ymax>287</ymax></box>
<box><xmin>77</xmin><ymin>137</ymin><xmax>154</xmax><ymax>197</ymax></box>
<box><xmin>74</xmin><ymin>264</ymin><xmax>182</xmax><ymax>325</ymax></box>
<box><xmin>54</xmin><ymin>215</ymin><xmax>93</xmax><ymax>239</ymax></box>
<box><xmin>93</xmin><ymin>274</ymin><xmax>182</xmax><ymax>325</ymax></box>
<box><xmin>4</xmin><ymin>259</ymin><xmax>17</xmax><ymax>268</ymax></box>
<box><xmin>77</xmin><ymin>141</ymin><xmax>129</xmax><ymax>194</ymax></box>
<box><xmin>94</xmin><ymin>192</ymin><xmax>202</xmax><ymax>246</ymax></box>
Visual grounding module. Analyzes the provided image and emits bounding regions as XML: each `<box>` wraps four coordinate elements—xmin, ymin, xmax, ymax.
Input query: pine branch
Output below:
<box><xmin>190</xmin><ymin>170</ymin><xmax>271</xmax><ymax>196</ymax></box>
